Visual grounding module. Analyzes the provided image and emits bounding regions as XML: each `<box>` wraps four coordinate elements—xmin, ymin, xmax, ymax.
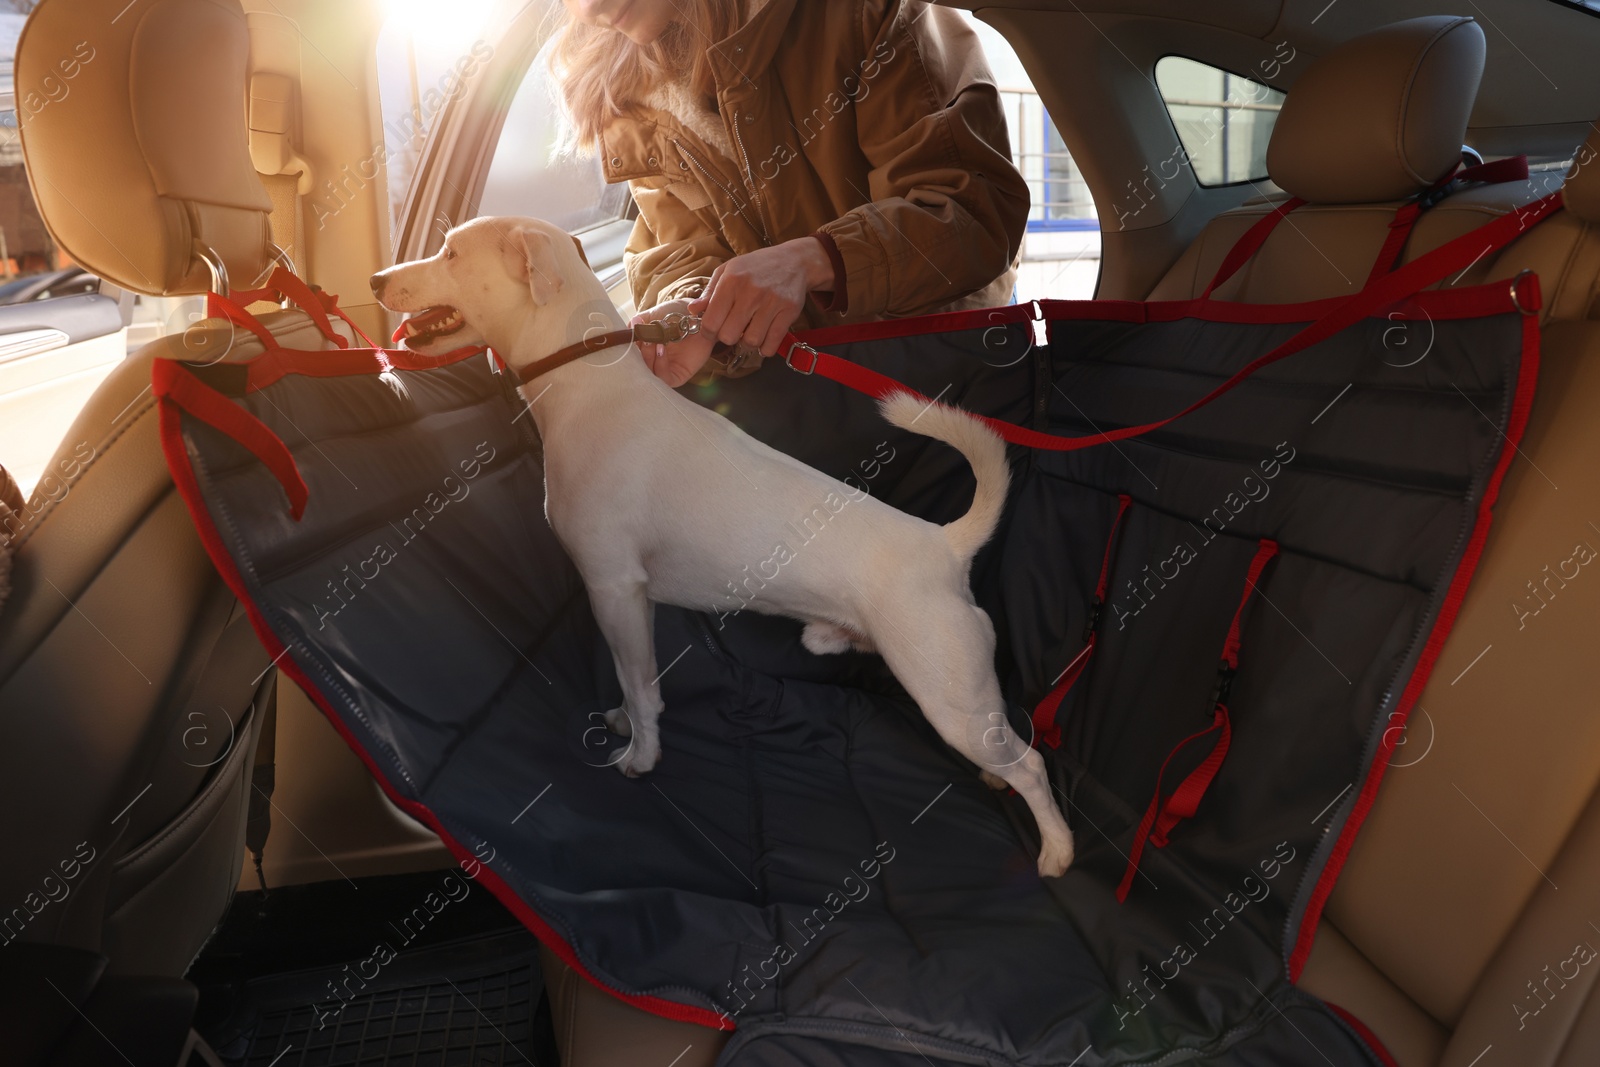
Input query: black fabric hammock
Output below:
<box><xmin>152</xmin><ymin>191</ymin><xmax>1558</xmax><ymax>1066</ymax></box>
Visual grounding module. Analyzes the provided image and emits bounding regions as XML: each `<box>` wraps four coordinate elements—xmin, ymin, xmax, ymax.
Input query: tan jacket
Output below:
<box><xmin>600</xmin><ymin>0</ymin><xmax>1030</xmax><ymax>334</ymax></box>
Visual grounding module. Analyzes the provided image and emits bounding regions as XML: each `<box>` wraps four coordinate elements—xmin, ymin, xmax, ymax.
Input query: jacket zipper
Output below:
<box><xmin>671</xmin><ymin>135</ymin><xmax>771</xmax><ymax>248</ymax></box>
<box><xmin>730</xmin><ymin>110</ymin><xmax>773</xmax><ymax>246</ymax></box>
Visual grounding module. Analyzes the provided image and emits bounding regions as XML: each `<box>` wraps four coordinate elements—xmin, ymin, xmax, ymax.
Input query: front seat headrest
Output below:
<box><xmin>1266</xmin><ymin>16</ymin><xmax>1486</xmax><ymax>204</ymax></box>
<box><xmin>17</xmin><ymin>0</ymin><xmax>274</xmax><ymax>295</ymax></box>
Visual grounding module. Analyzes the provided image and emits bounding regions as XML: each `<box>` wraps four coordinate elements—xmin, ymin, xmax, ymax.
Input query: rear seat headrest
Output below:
<box><xmin>16</xmin><ymin>0</ymin><xmax>274</xmax><ymax>296</ymax></box>
<box><xmin>1266</xmin><ymin>16</ymin><xmax>1486</xmax><ymax>204</ymax></box>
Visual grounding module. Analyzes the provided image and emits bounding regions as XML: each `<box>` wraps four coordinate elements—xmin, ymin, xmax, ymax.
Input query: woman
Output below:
<box><xmin>550</xmin><ymin>0</ymin><xmax>1031</xmax><ymax>386</ymax></box>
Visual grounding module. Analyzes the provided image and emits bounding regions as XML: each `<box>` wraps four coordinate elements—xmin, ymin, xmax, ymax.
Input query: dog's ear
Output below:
<box><xmin>501</xmin><ymin>226</ymin><xmax>565</xmax><ymax>305</ymax></box>
<box><xmin>570</xmin><ymin>235</ymin><xmax>591</xmax><ymax>269</ymax></box>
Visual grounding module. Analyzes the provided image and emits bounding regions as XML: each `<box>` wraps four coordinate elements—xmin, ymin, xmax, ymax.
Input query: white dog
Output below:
<box><xmin>371</xmin><ymin>217</ymin><xmax>1074</xmax><ymax>877</ymax></box>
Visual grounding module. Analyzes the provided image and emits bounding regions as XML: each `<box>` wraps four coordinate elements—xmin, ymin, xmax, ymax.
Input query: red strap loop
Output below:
<box><xmin>151</xmin><ymin>359</ymin><xmax>308</xmax><ymax>521</ymax></box>
<box><xmin>1221</xmin><ymin>539</ymin><xmax>1279</xmax><ymax>669</ymax></box>
<box><xmin>1031</xmin><ymin>494</ymin><xmax>1132</xmax><ymax>749</ymax></box>
<box><xmin>1116</xmin><ymin>538</ymin><xmax>1277</xmax><ymax>901</ymax></box>
<box><xmin>1115</xmin><ymin>706</ymin><xmax>1232</xmax><ymax>902</ymax></box>
<box><xmin>210</xmin><ymin>266</ymin><xmax>380</xmax><ymax>350</ymax></box>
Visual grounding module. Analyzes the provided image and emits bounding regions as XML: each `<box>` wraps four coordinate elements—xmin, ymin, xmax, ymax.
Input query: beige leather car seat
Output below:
<box><xmin>1141</xmin><ymin>16</ymin><xmax>1600</xmax><ymax>1067</ymax></box>
<box><xmin>536</xmin><ymin>16</ymin><xmax>1600</xmax><ymax>1067</ymax></box>
<box><xmin>0</xmin><ymin>0</ymin><xmax>352</xmax><ymax>982</ymax></box>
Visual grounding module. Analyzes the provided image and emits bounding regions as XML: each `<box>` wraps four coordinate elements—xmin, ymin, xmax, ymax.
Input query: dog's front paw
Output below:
<box><xmin>614</xmin><ymin>740</ymin><xmax>660</xmax><ymax>778</ymax></box>
<box><xmin>603</xmin><ymin>706</ymin><xmax>633</xmax><ymax>738</ymax></box>
<box><xmin>1036</xmin><ymin>831</ymin><xmax>1076</xmax><ymax>879</ymax></box>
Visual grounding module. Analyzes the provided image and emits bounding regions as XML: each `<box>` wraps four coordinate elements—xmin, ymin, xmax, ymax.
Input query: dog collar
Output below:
<box><xmin>515</xmin><ymin>313</ymin><xmax>701</xmax><ymax>385</ymax></box>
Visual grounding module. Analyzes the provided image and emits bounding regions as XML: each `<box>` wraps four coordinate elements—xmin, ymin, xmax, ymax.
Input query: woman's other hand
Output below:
<box><xmin>689</xmin><ymin>237</ymin><xmax>833</xmax><ymax>358</ymax></box>
<box><xmin>631</xmin><ymin>299</ymin><xmax>717</xmax><ymax>387</ymax></box>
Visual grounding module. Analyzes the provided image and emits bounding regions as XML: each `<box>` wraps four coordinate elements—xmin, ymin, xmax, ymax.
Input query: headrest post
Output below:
<box><xmin>268</xmin><ymin>244</ymin><xmax>297</xmax><ymax>308</ymax></box>
<box><xmin>197</xmin><ymin>246</ymin><xmax>231</xmax><ymax>298</ymax></box>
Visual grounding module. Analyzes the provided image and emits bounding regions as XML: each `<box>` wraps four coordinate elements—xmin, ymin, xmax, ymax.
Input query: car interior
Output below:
<box><xmin>3</xmin><ymin>0</ymin><xmax>1600</xmax><ymax>1064</ymax></box>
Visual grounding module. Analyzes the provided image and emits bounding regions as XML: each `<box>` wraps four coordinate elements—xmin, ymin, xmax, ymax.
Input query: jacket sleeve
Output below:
<box><xmin>623</xmin><ymin>177</ymin><xmax>735</xmax><ymax>309</ymax></box>
<box><xmin>815</xmin><ymin>2</ymin><xmax>1031</xmax><ymax>318</ymax></box>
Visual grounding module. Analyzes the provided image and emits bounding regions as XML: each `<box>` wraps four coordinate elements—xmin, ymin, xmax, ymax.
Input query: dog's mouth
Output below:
<box><xmin>393</xmin><ymin>305</ymin><xmax>466</xmax><ymax>348</ymax></box>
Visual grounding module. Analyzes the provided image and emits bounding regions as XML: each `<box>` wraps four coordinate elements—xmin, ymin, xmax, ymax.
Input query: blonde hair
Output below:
<box><xmin>546</xmin><ymin>0</ymin><xmax>744</xmax><ymax>154</ymax></box>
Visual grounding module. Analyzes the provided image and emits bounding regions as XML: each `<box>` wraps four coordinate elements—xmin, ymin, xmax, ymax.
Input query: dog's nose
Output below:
<box><xmin>369</xmin><ymin>274</ymin><xmax>386</xmax><ymax>297</ymax></box>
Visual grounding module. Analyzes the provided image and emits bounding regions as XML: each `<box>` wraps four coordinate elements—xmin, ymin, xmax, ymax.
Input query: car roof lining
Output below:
<box><xmin>946</xmin><ymin>0</ymin><xmax>1600</xmax><ymax>159</ymax></box>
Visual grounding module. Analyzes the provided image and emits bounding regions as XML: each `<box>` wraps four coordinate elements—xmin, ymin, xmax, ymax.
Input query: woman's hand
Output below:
<box><xmin>631</xmin><ymin>299</ymin><xmax>718</xmax><ymax>388</ymax></box>
<box><xmin>689</xmin><ymin>237</ymin><xmax>834</xmax><ymax>358</ymax></box>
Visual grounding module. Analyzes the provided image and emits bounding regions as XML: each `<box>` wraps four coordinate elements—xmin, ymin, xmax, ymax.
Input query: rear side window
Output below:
<box><xmin>1155</xmin><ymin>55</ymin><xmax>1287</xmax><ymax>187</ymax></box>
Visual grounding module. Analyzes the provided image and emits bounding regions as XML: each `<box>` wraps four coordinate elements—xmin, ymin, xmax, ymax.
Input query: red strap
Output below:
<box><xmin>1201</xmin><ymin>197</ymin><xmax>1307</xmax><ymax>299</ymax></box>
<box><xmin>1220</xmin><ymin>539</ymin><xmax>1279</xmax><ymax>669</ymax></box>
<box><xmin>1030</xmin><ymin>494</ymin><xmax>1132</xmax><ymax>749</ymax></box>
<box><xmin>1364</xmin><ymin>200</ymin><xmax>1425</xmax><ymax>288</ymax></box>
<box><xmin>1115</xmin><ymin>706</ymin><xmax>1230</xmax><ymax>902</ymax></box>
<box><xmin>779</xmin><ymin>191</ymin><xmax>1561</xmax><ymax>455</ymax></box>
<box><xmin>1149</xmin><ymin>707</ymin><xmax>1233</xmax><ymax>848</ymax></box>
<box><xmin>202</xmin><ymin>293</ymin><xmax>277</xmax><ymax>351</ymax></box>
<box><xmin>1115</xmin><ymin>538</ymin><xmax>1277</xmax><ymax>901</ymax></box>
<box><xmin>211</xmin><ymin>266</ymin><xmax>378</xmax><ymax>350</ymax></box>
<box><xmin>1365</xmin><ymin>155</ymin><xmax>1531</xmax><ymax>285</ymax></box>
<box><xmin>151</xmin><ymin>359</ymin><xmax>308</xmax><ymax>521</ymax></box>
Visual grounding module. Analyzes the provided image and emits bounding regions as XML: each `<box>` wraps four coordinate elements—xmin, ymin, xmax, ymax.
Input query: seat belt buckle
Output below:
<box><xmin>1082</xmin><ymin>597</ymin><xmax>1104</xmax><ymax>643</ymax></box>
<box><xmin>1210</xmin><ymin>663</ymin><xmax>1236</xmax><ymax>708</ymax></box>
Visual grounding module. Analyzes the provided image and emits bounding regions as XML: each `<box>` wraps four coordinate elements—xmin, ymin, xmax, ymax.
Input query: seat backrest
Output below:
<box><xmin>1148</xmin><ymin>16</ymin><xmax>1565</xmax><ymax>306</ymax></box>
<box><xmin>0</xmin><ymin>0</ymin><xmax>345</xmax><ymax>978</ymax></box>
<box><xmin>1150</xmin><ymin>17</ymin><xmax>1600</xmax><ymax>1065</ymax></box>
<box><xmin>1315</xmin><ymin>131</ymin><xmax>1600</xmax><ymax>1067</ymax></box>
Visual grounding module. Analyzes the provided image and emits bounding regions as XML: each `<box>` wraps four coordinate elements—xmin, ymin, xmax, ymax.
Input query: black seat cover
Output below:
<box><xmin>157</xmin><ymin>282</ymin><xmax>1536</xmax><ymax>1065</ymax></box>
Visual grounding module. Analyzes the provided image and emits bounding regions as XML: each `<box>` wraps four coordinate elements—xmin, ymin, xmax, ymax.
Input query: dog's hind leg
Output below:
<box><xmin>872</xmin><ymin>600</ymin><xmax>1075</xmax><ymax>878</ymax></box>
<box><xmin>587</xmin><ymin>581</ymin><xmax>664</xmax><ymax>778</ymax></box>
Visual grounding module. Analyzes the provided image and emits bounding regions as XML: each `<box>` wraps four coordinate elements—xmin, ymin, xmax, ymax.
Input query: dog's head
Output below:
<box><xmin>370</xmin><ymin>216</ymin><xmax>594</xmax><ymax>356</ymax></box>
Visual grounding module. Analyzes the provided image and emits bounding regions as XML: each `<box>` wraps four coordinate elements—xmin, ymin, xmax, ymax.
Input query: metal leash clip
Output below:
<box><xmin>634</xmin><ymin>312</ymin><xmax>702</xmax><ymax>346</ymax></box>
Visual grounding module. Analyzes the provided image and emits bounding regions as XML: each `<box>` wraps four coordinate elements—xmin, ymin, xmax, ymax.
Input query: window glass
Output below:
<box><xmin>477</xmin><ymin>40</ymin><xmax>632</xmax><ymax>235</ymax></box>
<box><xmin>1155</xmin><ymin>56</ymin><xmax>1285</xmax><ymax>187</ymax></box>
<box><xmin>375</xmin><ymin>0</ymin><xmax>502</xmax><ymax>235</ymax></box>
<box><xmin>961</xmin><ymin>14</ymin><xmax>1100</xmax><ymax>301</ymax></box>
<box><xmin>377</xmin><ymin>0</ymin><xmax>630</xmax><ymax>255</ymax></box>
<box><xmin>0</xmin><ymin>7</ymin><xmax>168</xmax><ymax>498</ymax></box>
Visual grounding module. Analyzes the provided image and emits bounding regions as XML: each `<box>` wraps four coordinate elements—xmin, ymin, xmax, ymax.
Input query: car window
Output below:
<box><xmin>961</xmin><ymin>14</ymin><xmax>1101</xmax><ymax>302</ymax></box>
<box><xmin>477</xmin><ymin>45</ymin><xmax>632</xmax><ymax>238</ymax></box>
<box><xmin>1155</xmin><ymin>56</ymin><xmax>1286</xmax><ymax>187</ymax></box>
<box><xmin>0</xmin><ymin>10</ymin><xmax>196</xmax><ymax>497</ymax></box>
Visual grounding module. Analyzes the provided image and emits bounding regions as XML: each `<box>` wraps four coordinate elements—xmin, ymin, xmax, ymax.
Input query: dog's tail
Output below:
<box><xmin>878</xmin><ymin>391</ymin><xmax>1009</xmax><ymax>563</ymax></box>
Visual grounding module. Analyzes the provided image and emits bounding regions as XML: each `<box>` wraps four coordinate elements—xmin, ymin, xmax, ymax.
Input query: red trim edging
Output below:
<box><xmin>1324</xmin><ymin>1002</ymin><xmax>1401</xmax><ymax>1067</ymax></box>
<box><xmin>1287</xmin><ymin>310</ymin><xmax>1544</xmax><ymax>979</ymax></box>
<box><xmin>154</xmin><ymin>388</ymin><xmax>735</xmax><ymax>1033</ymax></box>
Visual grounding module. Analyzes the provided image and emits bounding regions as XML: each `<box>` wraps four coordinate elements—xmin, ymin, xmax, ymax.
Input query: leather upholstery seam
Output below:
<box><xmin>1395</xmin><ymin>20</ymin><xmax>1470</xmax><ymax>185</ymax></box>
<box><xmin>12</xmin><ymin>392</ymin><xmax>160</xmax><ymax>553</ymax></box>
<box><xmin>111</xmin><ymin>692</ymin><xmax>257</xmax><ymax>875</ymax></box>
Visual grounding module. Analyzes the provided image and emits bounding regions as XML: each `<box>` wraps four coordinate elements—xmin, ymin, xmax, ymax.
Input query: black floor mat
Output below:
<box><xmin>189</xmin><ymin>871</ymin><xmax>559</xmax><ymax>1066</ymax></box>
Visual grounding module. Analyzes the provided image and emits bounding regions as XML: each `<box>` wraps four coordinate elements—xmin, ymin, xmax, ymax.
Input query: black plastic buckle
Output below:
<box><xmin>1210</xmin><ymin>663</ymin><xmax>1236</xmax><ymax>708</ymax></box>
<box><xmin>1415</xmin><ymin>182</ymin><xmax>1455</xmax><ymax>212</ymax></box>
<box><xmin>1081</xmin><ymin>597</ymin><xmax>1104</xmax><ymax>644</ymax></box>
